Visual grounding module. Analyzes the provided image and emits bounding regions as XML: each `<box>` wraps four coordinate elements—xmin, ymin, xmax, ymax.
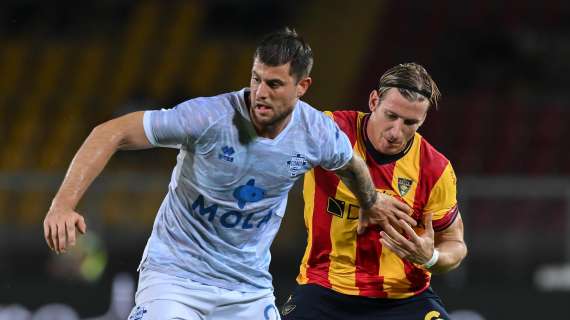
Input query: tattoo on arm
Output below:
<box><xmin>335</xmin><ymin>156</ymin><xmax>377</xmax><ymax>209</ymax></box>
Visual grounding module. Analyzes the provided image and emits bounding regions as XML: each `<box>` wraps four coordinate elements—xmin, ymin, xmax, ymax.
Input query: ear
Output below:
<box><xmin>296</xmin><ymin>77</ymin><xmax>312</xmax><ymax>98</ymax></box>
<box><xmin>369</xmin><ymin>89</ymin><xmax>380</xmax><ymax>112</ymax></box>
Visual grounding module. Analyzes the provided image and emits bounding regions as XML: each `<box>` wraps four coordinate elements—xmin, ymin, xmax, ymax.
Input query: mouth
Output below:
<box><xmin>386</xmin><ymin>138</ymin><xmax>400</xmax><ymax>145</ymax></box>
<box><xmin>255</xmin><ymin>103</ymin><xmax>272</xmax><ymax>112</ymax></box>
<box><xmin>385</xmin><ymin>138</ymin><xmax>403</xmax><ymax>149</ymax></box>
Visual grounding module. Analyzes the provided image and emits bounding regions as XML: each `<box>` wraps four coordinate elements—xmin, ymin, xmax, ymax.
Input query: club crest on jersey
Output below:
<box><xmin>397</xmin><ymin>178</ymin><xmax>413</xmax><ymax>196</ymax></box>
<box><xmin>219</xmin><ymin>145</ymin><xmax>235</xmax><ymax>162</ymax></box>
<box><xmin>287</xmin><ymin>153</ymin><xmax>308</xmax><ymax>177</ymax></box>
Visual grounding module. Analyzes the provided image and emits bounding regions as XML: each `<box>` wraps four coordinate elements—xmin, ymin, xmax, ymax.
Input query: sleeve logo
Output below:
<box><xmin>219</xmin><ymin>145</ymin><xmax>235</xmax><ymax>162</ymax></box>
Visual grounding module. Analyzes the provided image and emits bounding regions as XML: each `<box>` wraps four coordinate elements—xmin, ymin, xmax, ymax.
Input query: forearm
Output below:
<box><xmin>429</xmin><ymin>240</ymin><xmax>467</xmax><ymax>274</ymax></box>
<box><xmin>51</xmin><ymin>112</ymin><xmax>150</xmax><ymax>209</ymax></box>
<box><xmin>51</xmin><ymin>125</ymin><xmax>121</xmax><ymax>209</ymax></box>
<box><xmin>334</xmin><ymin>155</ymin><xmax>377</xmax><ymax>210</ymax></box>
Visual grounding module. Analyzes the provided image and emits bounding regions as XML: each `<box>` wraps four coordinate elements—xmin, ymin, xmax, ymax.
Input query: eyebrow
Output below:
<box><xmin>252</xmin><ymin>71</ymin><xmax>285</xmax><ymax>85</ymax></box>
<box><xmin>385</xmin><ymin>109</ymin><xmax>422</xmax><ymax>123</ymax></box>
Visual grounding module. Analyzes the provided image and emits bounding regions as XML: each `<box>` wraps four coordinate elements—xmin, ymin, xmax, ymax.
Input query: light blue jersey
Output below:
<box><xmin>139</xmin><ymin>89</ymin><xmax>353</xmax><ymax>292</ymax></box>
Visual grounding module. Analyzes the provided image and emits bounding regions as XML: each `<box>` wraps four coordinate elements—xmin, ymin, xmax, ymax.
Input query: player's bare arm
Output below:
<box><xmin>43</xmin><ymin>111</ymin><xmax>151</xmax><ymax>254</ymax></box>
<box><xmin>333</xmin><ymin>155</ymin><xmax>416</xmax><ymax>234</ymax></box>
<box><xmin>379</xmin><ymin>212</ymin><xmax>467</xmax><ymax>274</ymax></box>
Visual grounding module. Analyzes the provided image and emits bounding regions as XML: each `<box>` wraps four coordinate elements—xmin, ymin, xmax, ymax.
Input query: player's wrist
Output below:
<box><xmin>421</xmin><ymin>248</ymin><xmax>439</xmax><ymax>269</ymax></box>
<box><xmin>361</xmin><ymin>190</ymin><xmax>378</xmax><ymax>210</ymax></box>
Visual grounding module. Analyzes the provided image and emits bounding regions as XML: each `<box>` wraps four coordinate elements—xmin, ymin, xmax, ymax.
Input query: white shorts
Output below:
<box><xmin>127</xmin><ymin>269</ymin><xmax>281</xmax><ymax>320</ymax></box>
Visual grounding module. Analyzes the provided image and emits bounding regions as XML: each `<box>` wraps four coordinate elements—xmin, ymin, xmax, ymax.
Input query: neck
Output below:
<box><xmin>249</xmin><ymin>107</ymin><xmax>293</xmax><ymax>139</ymax></box>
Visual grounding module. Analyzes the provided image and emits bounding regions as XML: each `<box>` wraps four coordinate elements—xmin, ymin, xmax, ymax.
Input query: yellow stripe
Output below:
<box><xmin>328</xmin><ymin>181</ymin><xmax>359</xmax><ymax>295</ymax></box>
<box><xmin>391</xmin><ymin>133</ymin><xmax>421</xmax><ymax>206</ymax></box>
<box><xmin>355</xmin><ymin>112</ymin><xmax>367</xmax><ymax>157</ymax></box>
<box><xmin>297</xmin><ymin>169</ymin><xmax>317</xmax><ymax>284</ymax></box>
<box><xmin>425</xmin><ymin>163</ymin><xmax>457</xmax><ymax>220</ymax></box>
<box><xmin>379</xmin><ymin>249</ymin><xmax>411</xmax><ymax>298</ymax></box>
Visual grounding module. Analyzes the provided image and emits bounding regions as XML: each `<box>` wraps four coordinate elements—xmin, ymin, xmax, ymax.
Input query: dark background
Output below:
<box><xmin>0</xmin><ymin>0</ymin><xmax>569</xmax><ymax>319</ymax></box>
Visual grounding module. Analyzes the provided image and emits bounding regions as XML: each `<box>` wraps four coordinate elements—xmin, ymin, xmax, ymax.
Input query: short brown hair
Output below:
<box><xmin>254</xmin><ymin>27</ymin><xmax>313</xmax><ymax>82</ymax></box>
<box><xmin>377</xmin><ymin>63</ymin><xmax>441</xmax><ymax>109</ymax></box>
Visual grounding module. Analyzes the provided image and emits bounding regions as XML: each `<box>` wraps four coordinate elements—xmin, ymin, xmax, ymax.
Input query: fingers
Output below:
<box><xmin>396</xmin><ymin>212</ymin><xmax>417</xmax><ymax>227</ymax></box>
<box><xmin>57</xmin><ymin>223</ymin><xmax>67</xmax><ymax>253</ymax></box>
<box><xmin>380</xmin><ymin>233</ymin><xmax>407</xmax><ymax>258</ymax></box>
<box><xmin>398</xmin><ymin>219</ymin><xmax>421</xmax><ymax>242</ymax></box>
<box><xmin>66</xmin><ymin>220</ymin><xmax>76</xmax><ymax>247</ymax></box>
<box><xmin>381</xmin><ymin>223</ymin><xmax>413</xmax><ymax>248</ymax></box>
<box><xmin>381</xmin><ymin>195</ymin><xmax>416</xmax><ymax>227</ymax></box>
<box><xmin>423</xmin><ymin>212</ymin><xmax>434</xmax><ymax>236</ymax></box>
<box><xmin>77</xmin><ymin>216</ymin><xmax>87</xmax><ymax>234</ymax></box>
<box><xmin>392</xmin><ymin>199</ymin><xmax>413</xmax><ymax>215</ymax></box>
<box><xmin>44</xmin><ymin>211</ymin><xmax>86</xmax><ymax>253</ymax></box>
<box><xmin>392</xmin><ymin>206</ymin><xmax>416</xmax><ymax>226</ymax></box>
<box><xmin>51</xmin><ymin>223</ymin><xmax>59</xmax><ymax>253</ymax></box>
<box><xmin>44</xmin><ymin>219</ymin><xmax>54</xmax><ymax>250</ymax></box>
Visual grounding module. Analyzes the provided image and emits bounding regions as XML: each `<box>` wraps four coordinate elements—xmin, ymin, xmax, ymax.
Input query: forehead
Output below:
<box><xmin>380</xmin><ymin>88</ymin><xmax>429</xmax><ymax>119</ymax></box>
<box><xmin>252</xmin><ymin>58</ymin><xmax>293</xmax><ymax>79</ymax></box>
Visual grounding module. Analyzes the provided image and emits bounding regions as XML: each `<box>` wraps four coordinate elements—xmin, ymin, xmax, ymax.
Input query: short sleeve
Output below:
<box><xmin>143</xmin><ymin>98</ymin><xmax>222</xmax><ymax>148</ymax></box>
<box><xmin>318</xmin><ymin>113</ymin><xmax>353</xmax><ymax>171</ymax></box>
<box><xmin>424</xmin><ymin>162</ymin><xmax>459</xmax><ymax>232</ymax></box>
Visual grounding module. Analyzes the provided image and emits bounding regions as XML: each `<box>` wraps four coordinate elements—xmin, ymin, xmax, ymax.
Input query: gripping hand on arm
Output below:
<box><xmin>379</xmin><ymin>211</ymin><xmax>467</xmax><ymax>273</ymax></box>
<box><xmin>43</xmin><ymin>111</ymin><xmax>152</xmax><ymax>253</ymax></box>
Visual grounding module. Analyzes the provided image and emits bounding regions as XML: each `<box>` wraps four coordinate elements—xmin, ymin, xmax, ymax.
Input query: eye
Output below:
<box><xmin>385</xmin><ymin>112</ymin><xmax>398</xmax><ymax>120</ymax></box>
<box><xmin>267</xmin><ymin>80</ymin><xmax>282</xmax><ymax>89</ymax></box>
<box><xmin>252</xmin><ymin>75</ymin><xmax>260</xmax><ymax>83</ymax></box>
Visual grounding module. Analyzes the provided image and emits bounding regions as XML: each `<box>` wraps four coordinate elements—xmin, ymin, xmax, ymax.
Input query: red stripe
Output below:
<box><xmin>331</xmin><ymin>111</ymin><xmax>359</xmax><ymax>146</ymax></box>
<box><xmin>403</xmin><ymin>260</ymin><xmax>431</xmax><ymax>294</ymax></box>
<box><xmin>413</xmin><ymin>138</ymin><xmax>449</xmax><ymax>210</ymax></box>
<box><xmin>305</xmin><ymin>167</ymin><xmax>340</xmax><ymax>288</ymax></box>
<box><xmin>433</xmin><ymin>205</ymin><xmax>459</xmax><ymax>232</ymax></box>
<box><xmin>355</xmin><ymin>230</ymin><xmax>387</xmax><ymax>297</ymax></box>
<box><xmin>353</xmin><ymin>152</ymin><xmax>395</xmax><ymax>296</ymax></box>
<box><xmin>368</xmin><ymin>160</ymin><xmax>396</xmax><ymax>190</ymax></box>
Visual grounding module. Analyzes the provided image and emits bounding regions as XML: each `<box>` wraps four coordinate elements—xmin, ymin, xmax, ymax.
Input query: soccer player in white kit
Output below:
<box><xmin>43</xmin><ymin>28</ymin><xmax>415</xmax><ymax>319</ymax></box>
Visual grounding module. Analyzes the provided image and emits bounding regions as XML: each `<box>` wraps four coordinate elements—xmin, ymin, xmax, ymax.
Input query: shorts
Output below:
<box><xmin>128</xmin><ymin>268</ymin><xmax>280</xmax><ymax>320</ymax></box>
<box><xmin>280</xmin><ymin>284</ymin><xmax>450</xmax><ymax>320</ymax></box>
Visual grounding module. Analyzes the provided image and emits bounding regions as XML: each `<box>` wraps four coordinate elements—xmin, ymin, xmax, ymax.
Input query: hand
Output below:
<box><xmin>43</xmin><ymin>204</ymin><xmax>87</xmax><ymax>254</ymax></box>
<box><xmin>357</xmin><ymin>192</ymin><xmax>416</xmax><ymax>235</ymax></box>
<box><xmin>379</xmin><ymin>212</ymin><xmax>435</xmax><ymax>266</ymax></box>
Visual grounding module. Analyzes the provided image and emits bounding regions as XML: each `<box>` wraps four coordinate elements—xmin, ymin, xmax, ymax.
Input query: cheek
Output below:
<box><xmin>404</xmin><ymin>127</ymin><xmax>417</xmax><ymax>138</ymax></box>
<box><xmin>276</xmin><ymin>91</ymin><xmax>295</xmax><ymax>105</ymax></box>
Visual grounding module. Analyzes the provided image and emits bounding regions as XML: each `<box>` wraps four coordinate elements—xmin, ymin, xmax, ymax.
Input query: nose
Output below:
<box><xmin>387</xmin><ymin>119</ymin><xmax>404</xmax><ymax>140</ymax></box>
<box><xmin>255</xmin><ymin>82</ymin><xmax>269</xmax><ymax>100</ymax></box>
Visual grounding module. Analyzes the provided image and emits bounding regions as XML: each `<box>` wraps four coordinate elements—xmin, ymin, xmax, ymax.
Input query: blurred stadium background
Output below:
<box><xmin>0</xmin><ymin>0</ymin><xmax>569</xmax><ymax>319</ymax></box>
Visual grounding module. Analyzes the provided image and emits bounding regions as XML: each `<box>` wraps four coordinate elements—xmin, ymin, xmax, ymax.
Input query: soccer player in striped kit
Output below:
<box><xmin>42</xmin><ymin>29</ymin><xmax>416</xmax><ymax>320</ymax></box>
<box><xmin>282</xmin><ymin>63</ymin><xmax>467</xmax><ymax>320</ymax></box>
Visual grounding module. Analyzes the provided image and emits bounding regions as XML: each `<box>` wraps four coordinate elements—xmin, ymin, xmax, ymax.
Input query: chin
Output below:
<box><xmin>381</xmin><ymin>146</ymin><xmax>401</xmax><ymax>155</ymax></box>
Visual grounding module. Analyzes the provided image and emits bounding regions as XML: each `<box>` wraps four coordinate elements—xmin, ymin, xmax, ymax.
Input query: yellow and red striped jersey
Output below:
<box><xmin>296</xmin><ymin>111</ymin><xmax>459</xmax><ymax>299</ymax></box>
